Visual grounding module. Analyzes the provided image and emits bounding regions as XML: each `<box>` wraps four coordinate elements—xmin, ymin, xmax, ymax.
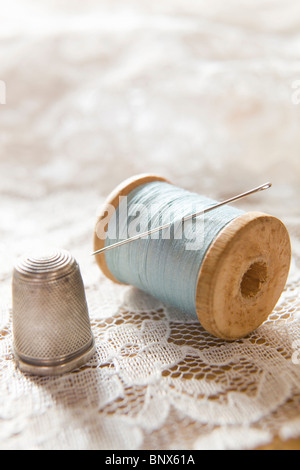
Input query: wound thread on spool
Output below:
<box><xmin>93</xmin><ymin>174</ymin><xmax>291</xmax><ymax>340</ymax></box>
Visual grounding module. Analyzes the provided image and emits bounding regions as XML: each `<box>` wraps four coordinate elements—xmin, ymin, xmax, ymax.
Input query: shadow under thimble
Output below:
<box><xmin>12</xmin><ymin>249</ymin><xmax>96</xmax><ymax>376</ymax></box>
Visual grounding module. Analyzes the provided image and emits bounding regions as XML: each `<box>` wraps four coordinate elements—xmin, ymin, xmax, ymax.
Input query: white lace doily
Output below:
<box><xmin>0</xmin><ymin>0</ymin><xmax>300</xmax><ymax>450</ymax></box>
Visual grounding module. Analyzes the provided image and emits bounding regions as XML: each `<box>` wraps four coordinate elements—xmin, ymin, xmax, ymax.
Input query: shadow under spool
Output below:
<box><xmin>93</xmin><ymin>174</ymin><xmax>291</xmax><ymax>340</ymax></box>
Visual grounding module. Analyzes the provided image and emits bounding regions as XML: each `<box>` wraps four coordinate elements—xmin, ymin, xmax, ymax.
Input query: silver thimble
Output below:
<box><xmin>12</xmin><ymin>249</ymin><xmax>96</xmax><ymax>376</ymax></box>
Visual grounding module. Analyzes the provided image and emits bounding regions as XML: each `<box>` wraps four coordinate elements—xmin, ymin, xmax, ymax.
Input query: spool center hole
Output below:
<box><xmin>240</xmin><ymin>261</ymin><xmax>268</xmax><ymax>299</ymax></box>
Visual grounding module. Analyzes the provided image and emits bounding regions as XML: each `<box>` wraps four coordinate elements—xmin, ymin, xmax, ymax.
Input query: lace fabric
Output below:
<box><xmin>0</xmin><ymin>0</ymin><xmax>300</xmax><ymax>450</ymax></box>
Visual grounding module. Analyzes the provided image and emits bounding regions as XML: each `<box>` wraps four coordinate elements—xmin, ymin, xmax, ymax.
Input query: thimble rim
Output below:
<box><xmin>13</xmin><ymin>337</ymin><xmax>96</xmax><ymax>376</ymax></box>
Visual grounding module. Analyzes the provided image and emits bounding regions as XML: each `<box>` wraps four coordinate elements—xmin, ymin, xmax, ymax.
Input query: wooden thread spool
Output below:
<box><xmin>93</xmin><ymin>174</ymin><xmax>291</xmax><ymax>340</ymax></box>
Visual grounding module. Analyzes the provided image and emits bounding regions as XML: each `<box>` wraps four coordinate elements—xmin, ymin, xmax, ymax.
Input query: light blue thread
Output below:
<box><xmin>105</xmin><ymin>181</ymin><xmax>244</xmax><ymax>318</ymax></box>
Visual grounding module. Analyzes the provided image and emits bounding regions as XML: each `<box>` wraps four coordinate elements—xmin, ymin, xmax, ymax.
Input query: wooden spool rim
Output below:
<box><xmin>93</xmin><ymin>174</ymin><xmax>170</xmax><ymax>284</ymax></box>
<box><xmin>195</xmin><ymin>211</ymin><xmax>291</xmax><ymax>339</ymax></box>
<box><xmin>93</xmin><ymin>174</ymin><xmax>291</xmax><ymax>340</ymax></box>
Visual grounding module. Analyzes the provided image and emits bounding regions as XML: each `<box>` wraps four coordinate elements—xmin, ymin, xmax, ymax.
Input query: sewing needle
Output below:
<box><xmin>91</xmin><ymin>182</ymin><xmax>272</xmax><ymax>256</ymax></box>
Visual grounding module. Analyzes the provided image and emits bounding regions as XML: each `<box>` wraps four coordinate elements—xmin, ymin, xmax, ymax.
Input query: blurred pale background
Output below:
<box><xmin>1</xmin><ymin>1</ymin><xmax>300</xmax><ymax>208</ymax></box>
<box><xmin>0</xmin><ymin>0</ymin><xmax>300</xmax><ymax>450</ymax></box>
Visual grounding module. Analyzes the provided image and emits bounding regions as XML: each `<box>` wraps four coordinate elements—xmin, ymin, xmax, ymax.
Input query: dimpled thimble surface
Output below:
<box><xmin>12</xmin><ymin>249</ymin><xmax>96</xmax><ymax>376</ymax></box>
